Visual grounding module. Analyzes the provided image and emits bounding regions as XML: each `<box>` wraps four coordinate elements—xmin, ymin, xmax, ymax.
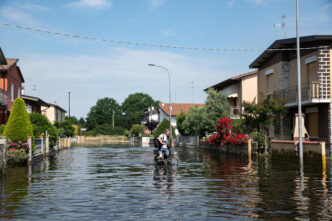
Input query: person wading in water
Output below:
<box><xmin>157</xmin><ymin>129</ymin><xmax>172</xmax><ymax>159</ymax></box>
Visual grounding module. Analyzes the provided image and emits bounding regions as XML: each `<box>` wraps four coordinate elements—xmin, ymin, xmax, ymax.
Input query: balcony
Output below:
<box><xmin>230</xmin><ymin>106</ymin><xmax>241</xmax><ymax>119</ymax></box>
<box><xmin>268</xmin><ymin>81</ymin><xmax>330</xmax><ymax>106</ymax></box>
<box><xmin>0</xmin><ymin>89</ymin><xmax>7</xmax><ymax>106</ymax></box>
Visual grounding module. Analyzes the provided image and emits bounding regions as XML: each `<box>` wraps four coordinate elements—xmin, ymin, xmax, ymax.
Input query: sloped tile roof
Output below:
<box><xmin>159</xmin><ymin>103</ymin><xmax>205</xmax><ymax>116</ymax></box>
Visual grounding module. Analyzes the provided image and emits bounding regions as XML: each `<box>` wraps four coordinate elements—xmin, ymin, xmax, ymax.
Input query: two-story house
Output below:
<box><xmin>250</xmin><ymin>35</ymin><xmax>332</xmax><ymax>142</ymax></box>
<box><xmin>22</xmin><ymin>94</ymin><xmax>50</xmax><ymax>114</ymax></box>
<box><xmin>145</xmin><ymin>103</ymin><xmax>205</xmax><ymax>127</ymax></box>
<box><xmin>204</xmin><ymin>70</ymin><xmax>258</xmax><ymax>119</ymax></box>
<box><xmin>41</xmin><ymin>102</ymin><xmax>67</xmax><ymax>123</ymax></box>
<box><xmin>0</xmin><ymin>48</ymin><xmax>25</xmax><ymax>124</ymax></box>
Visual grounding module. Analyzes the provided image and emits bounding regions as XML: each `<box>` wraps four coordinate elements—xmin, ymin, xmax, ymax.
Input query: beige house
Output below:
<box><xmin>42</xmin><ymin>102</ymin><xmax>66</xmax><ymax>123</ymax></box>
<box><xmin>205</xmin><ymin>70</ymin><xmax>258</xmax><ymax>119</ymax></box>
<box><xmin>250</xmin><ymin>35</ymin><xmax>332</xmax><ymax>142</ymax></box>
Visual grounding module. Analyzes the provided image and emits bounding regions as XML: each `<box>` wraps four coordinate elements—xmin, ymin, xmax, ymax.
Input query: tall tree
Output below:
<box><xmin>121</xmin><ymin>93</ymin><xmax>157</xmax><ymax>128</ymax></box>
<box><xmin>86</xmin><ymin>97</ymin><xmax>122</xmax><ymax>130</ymax></box>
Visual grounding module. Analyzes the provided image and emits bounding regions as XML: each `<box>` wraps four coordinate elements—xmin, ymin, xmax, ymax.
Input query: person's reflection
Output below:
<box><xmin>153</xmin><ymin>164</ymin><xmax>176</xmax><ymax>196</ymax></box>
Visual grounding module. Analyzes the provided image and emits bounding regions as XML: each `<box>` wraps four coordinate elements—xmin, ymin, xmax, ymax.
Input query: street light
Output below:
<box><xmin>148</xmin><ymin>64</ymin><xmax>172</xmax><ymax>139</ymax></box>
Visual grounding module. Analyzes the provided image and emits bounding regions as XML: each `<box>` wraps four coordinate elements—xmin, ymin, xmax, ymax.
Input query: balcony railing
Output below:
<box><xmin>0</xmin><ymin>89</ymin><xmax>7</xmax><ymax>106</ymax></box>
<box><xmin>230</xmin><ymin>106</ymin><xmax>241</xmax><ymax>119</ymax></box>
<box><xmin>268</xmin><ymin>81</ymin><xmax>329</xmax><ymax>105</ymax></box>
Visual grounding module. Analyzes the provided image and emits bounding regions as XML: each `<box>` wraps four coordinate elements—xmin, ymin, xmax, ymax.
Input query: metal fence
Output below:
<box><xmin>176</xmin><ymin>136</ymin><xmax>200</xmax><ymax>147</ymax></box>
<box><xmin>34</xmin><ymin>139</ymin><xmax>42</xmax><ymax>155</ymax></box>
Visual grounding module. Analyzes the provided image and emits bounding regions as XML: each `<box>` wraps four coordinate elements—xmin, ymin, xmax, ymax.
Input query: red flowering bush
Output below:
<box><xmin>206</xmin><ymin>117</ymin><xmax>248</xmax><ymax>146</ymax></box>
<box><xmin>8</xmin><ymin>140</ymin><xmax>30</xmax><ymax>152</ymax></box>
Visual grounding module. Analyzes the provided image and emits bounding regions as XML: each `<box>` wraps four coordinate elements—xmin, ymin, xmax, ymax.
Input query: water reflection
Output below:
<box><xmin>0</xmin><ymin>146</ymin><xmax>332</xmax><ymax>220</ymax></box>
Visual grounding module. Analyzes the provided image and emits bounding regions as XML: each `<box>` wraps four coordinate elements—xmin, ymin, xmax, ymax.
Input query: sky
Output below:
<box><xmin>0</xmin><ymin>0</ymin><xmax>331</xmax><ymax>118</ymax></box>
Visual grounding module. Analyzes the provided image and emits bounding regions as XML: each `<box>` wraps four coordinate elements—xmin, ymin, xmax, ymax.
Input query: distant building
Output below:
<box><xmin>41</xmin><ymin>102</ymin><xmax>67</xmax><ymax>123</ymax></box>
<box><xmin>22</xmin><ymin>94</ymin><xmax>50</xmax><ymax>114</ymax></box>
<box><xmin>0</xmin><ymin>48</ymin><xmax>25</xmax><ymax>124</ymax></box>
<box><xmin>204</xmin><ymin>70</ymin><xmax>258</xmax><ymax>119</ymax></box>
<box><xmin>145</xmin><ymin>103</ymin><xmax>205</xmax><ymax>127</ymax></box>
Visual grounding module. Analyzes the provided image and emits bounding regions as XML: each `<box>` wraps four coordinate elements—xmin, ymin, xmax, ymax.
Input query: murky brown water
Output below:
<box><xmin>1</xmin><ymin>146</ymin><xmax>332</xmax><ymax>220</ymax></box>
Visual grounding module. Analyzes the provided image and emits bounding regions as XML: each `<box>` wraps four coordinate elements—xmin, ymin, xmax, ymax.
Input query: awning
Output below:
<box><xmin>227</xmin><ymin>93</ymin><xmax>238</xmax><ymax>98</ymax></box>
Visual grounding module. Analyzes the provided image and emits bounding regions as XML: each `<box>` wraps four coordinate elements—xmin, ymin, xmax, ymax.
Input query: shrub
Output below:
<box><xmin>7</xmin><ymin>149</ymin><xmax>28</xmax><ymax>166</ymax></box>
<box><xmin>130</xmin><ymin>124</ymin><xmax>147</xmax><ymax>137</ymax></box>
<box><xmin>0</xmin><ymin>124</ymin><xmax>5</xmax><ymax>134</ymax></box>
<box><xmin>2</xmin><ymin>98</ymin><xmax>33</xmax><ymax>142</ymax></box>
<box><xmin>94</xmin><ymin>124</ymin><xmax>126</xmax><ymax>135</ymax></box>
<box><xmin>54</xmin><ymin>120</ymin><xmax>75</xmax><ymax>137</ymax></box>
<box><xmin>144</xmin><ymin>120</ymin><xmax>158</xmax><ymax>131</ymax></box>
<box><xmin>30</xmin><ymin>113</ymin><xmax>59</xmax><ymax>147</ymax></box>
<box><xmin>153</xmin><ymin>118</ymin><xmax>175</xmax><ymax>137</ymax></box>
<box><xmin>206</xmin><ymin>117</ymin><xmax>248</xmax><ymax>146</ymax></box>
<box><xmin>176</xmin><ymin>110</ymin><xmax>186</xmax><ymax>136</ymax></box>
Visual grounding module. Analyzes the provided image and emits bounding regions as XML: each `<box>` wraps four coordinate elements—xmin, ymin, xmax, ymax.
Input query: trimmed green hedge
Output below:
<box><xmin>30</xmin><ymin>113</ymin><xmax>59</xmax><ymax>147</ymax></box>
<box><xmin>2</xmin><ymin>98</ymin><xmax>33</xmax><ymax>142</ymax></box>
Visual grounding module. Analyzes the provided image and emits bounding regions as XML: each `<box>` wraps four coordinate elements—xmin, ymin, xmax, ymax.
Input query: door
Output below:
<box><xmin>307</xmin><ymin>112</ymin><xmax>318</xmax><ymax>137</ymax></box>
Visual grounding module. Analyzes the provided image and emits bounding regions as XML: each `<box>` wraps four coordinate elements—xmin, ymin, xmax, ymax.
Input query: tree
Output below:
<box><xmin>129</xmin><ymin>124</ymin><xmax>147</xmax><ymax>137</ymax></box>
<box><xmin>78</xmin><ymin>117</ymin><xmax>86</xmax><ymax>128</ymax></box>
<box><xmin>30</xmin><ymin>113</ymin><xmax>59</xmax><ymax>146</ymax></box>
<box><xmin>176</xmin><ymin>110</ymin><xmax>187</xmax><ymax>136</ymax></box>
<box><xmin>242</xmin><ymin>95</ymin><xmax>288</xmax><ymax>149</ymax></box>
<box><xmin>86</xmin><ymin>97</ymin><xmax>122</xmax><ymax>130</ymax></box>
<box><xmin>54</xmin><ymin>120</ymin><xmax>75</xmax><ymax>137</ymax></box>
<box><xmin>65</xmin><ymin>116</ymin><xmax>79</xmax><ymax>125</ymax></box>
<box><xmin>121</xmin><ymin>93</ymin><xmax>157</xmax><ymax>129</ymax></box>
<box><xmin>182</xmin><ymin>106</ymin><xmax>211</xmax><ymax>137</ymax></box>
<box><xmin>205</xmin><ymin>88</ymin><xmax>230</xmax><ymax>122</ymax></box>
<box><xmin>2</xmin><ymin>98</ymin><xmax>33</xmax><ymax>142</ymax></box>
<box><xmin>153</xmin><ymin>118</ymin><xmax>175</xmax><ymax>137</ymax></box>
<box><xmin>181</xmin><ymin>89</ymin><xmax>230</xmax><ymax>137</ymax></box>
<box><xmin>144</xmin><ymin>120</ymin><xmax>158</xmax><ymax>131</ymax></box>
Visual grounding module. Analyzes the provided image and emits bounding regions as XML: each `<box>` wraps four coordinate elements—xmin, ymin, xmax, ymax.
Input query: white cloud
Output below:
<box><xmin>0</xmin><ymin>6</ymin><xmax>39</xmax><ymax>26</ymax></box>
<box><xmin>161</xmin><ymin>29</ymin><xmax>174</xmax><ymax>37</ymax></box>
<box><xmin>19</xmin><ymin>3</ymin><xmax>49</xmax><ymax>11</ymax></box>
<box><xmin>323</xmin><ymin>3</ymin><xmax>332</xmax><ymax>10</ymax></box>
<box><xmin>19</xmin><ymin>48</ymin><xmax>227</xmax><ymax>118</ymax></box>
<box><xmin>227</xmin><ymin>0</ymin><xmax>235</xmax><ymax>7</ymax></box>
<box><xmin>148</xmin><ymin>0</ymin><xmax>166</xmax><ymax>9</ymax></box>
<box><xmin>69</xmin><ymin>0</ymin><xmax>112</xmax><ymax>9</ymax></box>
<box><xmin>249</xmin><ymin>0</ymin><xmax>265</xmax><ymax>5</ymax></box>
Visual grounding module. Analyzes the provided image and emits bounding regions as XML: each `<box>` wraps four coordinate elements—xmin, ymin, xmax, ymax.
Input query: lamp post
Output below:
<box><xmin>68</xmin><ymin>92</ymin><xmax>71</xmax><ymax>119</ymax></box>
<box><xmin>296</xmin><ymin>0</ymin><xmax>303</xmax><ymax>166</ymax></box>
<box><xmin>148</xmin><ymin>64</ymin><xmax>172</xmax><ymax>139</ymax></box>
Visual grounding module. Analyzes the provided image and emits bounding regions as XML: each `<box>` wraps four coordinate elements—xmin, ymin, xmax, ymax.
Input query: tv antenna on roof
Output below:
<box><xmin>190</xmin><ymin>81</ymin><xmax>195</xmax><ymax>103</ymax></box>
<box><xmin>274</xmin><ymin>15</ymin><xmax>286</xmax><ymax>38</ymax></box>
<box><xmin>32</xmin><ymin>84</ymin><xmax>37</xmax><ymax>95</ymax></box>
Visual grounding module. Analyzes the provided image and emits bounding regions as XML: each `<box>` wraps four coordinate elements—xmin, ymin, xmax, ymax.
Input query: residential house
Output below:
<box><xmin>145</xmin><ymin>103</ymin><xmax>205</xmax><ymax>127</ymax></box>
<box><xmin>0</xmin><ymin>48</ymin><xmax>25</xmax><ymax>124</ymax></box>
<box><xmin>41</xmin><ymin>102</ymin><xmax>67</xmax><ymax>123</ymax></box>
<box><xmin>250</xmin><ymin>35</ymin><xmax>332</xmax><ymax>142</ymax></box>
<box><xmin>22</xmin><ymin>94</ymin><xmax>50</xmax><ymax>114</ymax></box>
<box><xmin>204</xmin><ymin>70</ymin><xmax>258</xmax><ymax>119</ymax></box>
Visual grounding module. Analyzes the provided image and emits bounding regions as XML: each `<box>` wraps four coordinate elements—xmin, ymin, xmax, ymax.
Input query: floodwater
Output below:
<box><xmin>1</xmin><ymin>145</ymin><xmax>332</xmax><ymax>220</ymax></box>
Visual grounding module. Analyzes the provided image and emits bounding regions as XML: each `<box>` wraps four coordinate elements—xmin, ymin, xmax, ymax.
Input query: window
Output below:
<box><xmin>18</xmin><ymin>88</ymin><xmax>21</xmax><ymax>98</ymax></box>
<box><xmin>10</xmin><ymin>83</ymin><xmax>14</xmax><ymax>101</ymax></box>
<box><xmin>306</xmin><ymin>61</ymin><xmax>318</xmax><ymax>83</ymax></box>
<box><xmin>26</xmin><ymin>104</ymin><xmax>32</xmax><ymax>113</ymax></box>
<box><xmin>266</xmin><ymin>74</ymin><xmax>274</xmax><ymax>94</ymax></box>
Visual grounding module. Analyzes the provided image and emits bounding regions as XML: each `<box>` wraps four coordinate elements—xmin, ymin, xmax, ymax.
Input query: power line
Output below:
<box><xmin>0</xmin><ymin>21</ymin><xmax>330</xmax><ymax>52</ymax></box>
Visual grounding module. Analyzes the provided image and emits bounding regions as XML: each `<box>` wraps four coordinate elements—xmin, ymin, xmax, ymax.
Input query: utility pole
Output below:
<box><xmin>190</xmin><ymin>81</ymin><xmax>195</xmax><ymax>103</ymax></box>
<box><xmin>68</xmin><ymin>92</ymin><xmax>71</xmax><ymax>119</ymax></box>
<box><xmin>112</xmin><ymin>110</ymin><xmax>115</xmax><ymax>129</ymax></box>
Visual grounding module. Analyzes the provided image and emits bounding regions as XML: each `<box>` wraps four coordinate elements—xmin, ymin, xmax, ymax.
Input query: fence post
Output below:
<box><xmin>40</xmin><ymin>136</ymin><xmax>44</xmax><ymax>154</ymax></box>
<box><xmin>248</xmin><ymin>139</ymin><xmax>252</xmax><ymax>161</ymax></box>
<box><xmin>28</xmin><ymin>136</ymin><xmax>32</xmax><ymax>163</ymax></box>
<box><xmin>46</xmin><ymin>136</ymin><xmax>50</xmax><ymax>154</ymax></box>
<box><xmin>0</xmin><ymin>136</ymin><xmax>7</xmax><ymax>172</ymax></box>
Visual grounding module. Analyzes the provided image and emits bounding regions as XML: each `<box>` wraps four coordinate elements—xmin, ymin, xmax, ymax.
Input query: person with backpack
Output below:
<box><xmin>157</xmin><ymin>129</ymin><xmax>171</xmax><ymax>159</ymax></box>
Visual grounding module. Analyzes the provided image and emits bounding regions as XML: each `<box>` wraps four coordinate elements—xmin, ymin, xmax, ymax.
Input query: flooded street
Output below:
<box><xmin>1</xmin><ymin>146</ymin><xmax>332</xmax><ymax>220</ymax></box>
